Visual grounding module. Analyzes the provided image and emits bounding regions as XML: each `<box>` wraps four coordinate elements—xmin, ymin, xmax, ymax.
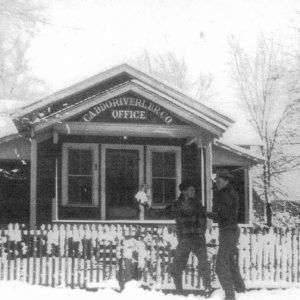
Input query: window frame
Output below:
<box><xmin>146</xmin><ymin>145</ymin><xmax>181</xmax><ymax>208</ymax></box>
<box><xmin>62</xmin><ymin>143</ymin><xmax>99</xmax><ymax>207</ymax></box>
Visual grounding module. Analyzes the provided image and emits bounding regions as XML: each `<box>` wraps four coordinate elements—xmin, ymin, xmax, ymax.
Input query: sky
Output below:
<box><xmin>30</xmin><ymin>0</ymin><xmax>299</xmax><ymax>90</ymax></box>
<box><xmin>3</xmin><ymin>0</ymin><xmax>300</xmax><ymax>198</ymax></box>
<box><xmin>27</xmin><ymin>0</ymin><xmax>300</xmax><ymax>143</ymax></box>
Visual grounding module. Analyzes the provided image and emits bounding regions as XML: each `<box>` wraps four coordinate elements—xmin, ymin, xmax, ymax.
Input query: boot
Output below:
<box><xmin>172</xmin><ymin>274</ymin><xmax>183</xmax><ymax>294</ymax></box>
<box><xmin>234</xmin><ymin>280</ymin><xmax>246</xmax><ymax>293</ymax></box>
<box><xmin>224</xmin><ymin>290</ymin><xmax>236</xmax><ymax>300</ymax></box>
<box><xmin>235</xmin><ymin>286</ymin><xmax>246</xmax><ymax>293</ymax></box>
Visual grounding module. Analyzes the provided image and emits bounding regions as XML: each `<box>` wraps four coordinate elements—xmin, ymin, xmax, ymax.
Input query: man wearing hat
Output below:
<box><xmin>169</xmin><ymin>180</ymin><xmax>212</xmax><ymax>297</ymax></box>
<box><xmin>207</xmin><ymin>169</ymin><xmax>245</xmax><ymax>300</ymax></box>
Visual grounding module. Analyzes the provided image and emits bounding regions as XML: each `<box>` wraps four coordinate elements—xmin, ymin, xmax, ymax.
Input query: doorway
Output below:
<box><xmin>101</xmin><ymin>144</ymin><xmax>144</xmax><ymax>220</ymax></box>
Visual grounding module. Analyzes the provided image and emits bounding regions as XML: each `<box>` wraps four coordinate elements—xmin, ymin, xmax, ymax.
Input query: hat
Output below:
<box><xmin>215</xmin><ymin>169</ymin><xmax>233</xmax><ymax>179</ymax></box>
<box><xmin>179</xmin><ymin>180</ymin><xmax>195</xmax><ymax>192</ymax></box>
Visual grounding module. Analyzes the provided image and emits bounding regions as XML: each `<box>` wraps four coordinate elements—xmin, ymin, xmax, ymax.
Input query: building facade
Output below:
<box><xmin>0</xmin><ymin>64</ymin><xmax>264</xmax><ymax>227</ymax></box>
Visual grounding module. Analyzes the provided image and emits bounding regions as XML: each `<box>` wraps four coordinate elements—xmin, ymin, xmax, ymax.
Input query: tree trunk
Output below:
<box><xmin>266</xmin><ymin>202</ymin><xmax>272</xmax><ymax>227</ymax></box>
<box><xmin>263</xmin><ymin>158</ymin><xmax>273</xmax><ymax>227</ymax></box>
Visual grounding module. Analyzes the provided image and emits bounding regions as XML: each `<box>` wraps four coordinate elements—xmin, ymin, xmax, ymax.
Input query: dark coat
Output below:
<box><xmin>212</xmin><ymin>184</ymin><xmax>239</xmax><ymax>230</ymax></box>
<box><xmin>171</xmin><ymin>194</ymin><xmax>207</xmax><ymax>240</ymax></box>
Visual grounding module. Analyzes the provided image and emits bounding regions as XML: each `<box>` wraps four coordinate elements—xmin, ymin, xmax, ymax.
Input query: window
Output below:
<box><xmin>146</xmin><ymin>146</ymin><xmax>181</xmax><ymax>207</ymax></box>
<box><xmin>62</xmin><ymin>143</ymin><xmax>98</xmax><ymax>206</ymax></box>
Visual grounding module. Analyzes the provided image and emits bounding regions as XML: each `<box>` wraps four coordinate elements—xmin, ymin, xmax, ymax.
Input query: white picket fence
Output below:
<box><xmin>0</xmin><ymin>223</ymin><xmax>299</xmax><ymax>290</ymax></box>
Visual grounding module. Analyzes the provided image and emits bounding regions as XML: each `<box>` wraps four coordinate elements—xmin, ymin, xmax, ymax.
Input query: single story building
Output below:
<box><xmin>0</xmin><ymin>64</ymin><xmax>264</xmax><ymax>227</ymax></box>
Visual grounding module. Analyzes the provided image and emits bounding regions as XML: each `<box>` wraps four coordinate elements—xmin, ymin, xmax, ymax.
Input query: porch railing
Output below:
<box><xmin>0</xmin><ymin>223</ymin><xmax>299</xmax><ymax>290</ymax></box>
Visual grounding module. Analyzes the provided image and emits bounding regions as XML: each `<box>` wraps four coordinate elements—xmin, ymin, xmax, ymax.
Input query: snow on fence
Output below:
<box><xmin>0</xmin><ymin>223</ymin><xmax>299</xmax><ymax>290</ymax></box>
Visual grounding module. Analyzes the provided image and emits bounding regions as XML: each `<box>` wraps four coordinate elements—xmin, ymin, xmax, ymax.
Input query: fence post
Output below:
<box><xmin>7</xmin><ymin>225</ymin><xmax>11</xmax><ymax>281</ymax></box>
<box><xmin>296</xmin><ymin>227</ymin><xmax>300</xmax><ymax>282</ymax></box>
<box><xmin>287</xmin><ymin>228</ymin><xmax>292</xmax><ymax>282</ymax></box>
<box><xmin>95</xmin><ymin>225</ymin><xmax>100</xmax><ymax>284</ymax></box>
<box><xmin>83</xmin><ymin>227</ymin><xmax>87</xmax><ymax>289</ymax></box>
<box><xmin>32</xmin><ymin>227</ymin><xmax>37</xmax><ymax>285</ymax></box>
<box><xmin>51</xmin><ymin>225</ymin><xmax>56</xmax><ymax>288</ymax></box>
<box><xmin>117</xmin><ymin>238</ymin><xmax>125</xmax><ymax>291</ymax></box>
<box><xmin>291</xmin><ymin>228</ymin><xmax>296</xmax><ymax>282</ymax></box>
<box><xmin>58</xmin><ymin>224</ymin><xmax>64</xmax><ymax>287</ymax></box>
<box><xmin>274</xmin><ymin>227</ymin><xmax>278</xmax><ymax>282</ymax></box>
<box><xmin>26</xmin><ymin>228</ymin><xmax>30</xmax><ymax>284</ymax></box>
<box><xmin>262</xmin><ymin>227</ymin><xmax>266</xmax><ymax>281</ymax></box>
<box><xmin>0</xmin><ymin>227</ymin><xmax>3</xmax><ymax>280</ymax></box>
<box><xmin>12</xmin><ymin>224</ymin><xmax>18</xmax><ymax>281</ymax></box>
<box><xmin>88</xmin><ymin>224</ymin><xmax>94</xmax><ymax>284</ymax></box>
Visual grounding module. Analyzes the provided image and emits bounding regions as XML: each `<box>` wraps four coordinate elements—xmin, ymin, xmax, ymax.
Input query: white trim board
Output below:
<box><xmin>54</xmin><ymin>122</ymin><xmax>199</xmax><ymax>139</ymax></box>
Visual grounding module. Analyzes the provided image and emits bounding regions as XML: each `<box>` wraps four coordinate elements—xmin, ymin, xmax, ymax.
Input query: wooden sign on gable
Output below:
<box><xmin>72</xmin><ymin>96</ymin><xmax>186</xmax><ymax>125</ymax></box>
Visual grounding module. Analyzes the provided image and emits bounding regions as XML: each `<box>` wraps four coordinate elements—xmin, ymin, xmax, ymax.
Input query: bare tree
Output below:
<box><xmin>0</xmin><ymin>0</ymin><xmax>48</xmax><ymax>102</ymax></box>
<box><xmin>130</xmin><ymin>50</ymin><xmax>216</xmax><ymax>102</ymax></box>
<box><xmin>229</xmin><ymin>34</ymin><xmax>300</xmax><ymax>226</ymax></box>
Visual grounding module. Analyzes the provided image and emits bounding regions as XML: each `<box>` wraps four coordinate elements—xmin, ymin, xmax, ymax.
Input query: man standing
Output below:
<box><xmin>169</xmin><ymin>181</ymin><xmax>212</xmax><ymax>297</ymax></box>
<box><xmin>207</xmin><ymin>169</ymin><xmax>246</xmax><ymax>300</ymax></box>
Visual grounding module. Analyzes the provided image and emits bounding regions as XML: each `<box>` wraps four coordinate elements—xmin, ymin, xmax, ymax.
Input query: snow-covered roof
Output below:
<box><xmin>0</xmin><ymin>100</ymin><xmax>24</xmax><ymax>142</ymax></box>
<box><xmin>0</xmin><ymin>115</ymin><xmax>18</xmax><ymax>140</ymax></box>
<box><xmin>214</xmin><ymin>139</ymin><xmax>265</xmax><ymax>163</ymax></box>
<box><xmin>0</xmin><ymin>99</ymin><xmax>26</xmax><ymax>114</ymax></box>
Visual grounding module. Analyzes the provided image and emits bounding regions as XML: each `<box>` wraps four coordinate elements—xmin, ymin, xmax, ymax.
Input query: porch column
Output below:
<box><xmin>52</xmin><ymin>132</ymin><xmax>59</xmax><ymax>222</ymax></box>
<box><xmin>244</xmin><ymin>166</ymin><xmax>253</xmax><ymax>224</ymax></box>
<box><xmin>30</xmin><ymin>138</ymin><xmax>37</xmax><ymax>229</ymax></box>
<box><xmin>196</xmin><ymin>137</ymin><xmax>213</xmax><ymax>213</ymax></box>
<box><xmin>205</xmin><ymin>142</ymin><xmax>213</xmax><ymax>213</ymax></box>
<box><xmin>196</xmin><ymin>140</ymin><xmax>205</xmax><ymax>206</ymax></box>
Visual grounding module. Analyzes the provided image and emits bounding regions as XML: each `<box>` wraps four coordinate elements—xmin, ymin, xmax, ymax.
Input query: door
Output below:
<box><xmin>101</xmin><ymin>145</ymin><xmax>144</xmax><ymax>220</ymax></box>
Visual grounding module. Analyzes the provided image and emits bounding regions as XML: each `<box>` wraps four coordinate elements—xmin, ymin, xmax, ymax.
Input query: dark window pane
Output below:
<box><xmin>68</xmin><ymin>176</ymin><xmax>93</xmax><ymax>204</ymax></box>
<box><xmin>152</xmin><ymin>178</ymin><xmax>176</xmax><ymax>205</ymax></box>
<box><xmin>152</xmin><ymin>152</ymin><xmax>164</xmax><ymax>177</ymax></box>
<box><xmin>152</xmin><ymin>178</ymin><xmax>163</xmax><ymax>204</ymax></box>
<box><xmin>152</xmin><ymin>151</ymin><xmax>177</xmax><ymax>206</ymax></box>
<box><xmin>164</xmin><ymin>152</ymin><xmax>176</xmax><ymax>177</ymax></box>
<box><xmin>164</xmin><ymin>179</ymin><xmax>176</xmax><ymax>204</ymax></box>
<box><xmin>69</xmin><ymin>149</ymin><xmax>92</xmax><ymax>175</ymax></box>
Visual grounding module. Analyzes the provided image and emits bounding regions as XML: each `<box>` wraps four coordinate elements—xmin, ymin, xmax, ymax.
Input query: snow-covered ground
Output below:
<box><xmin>1</xmin><ymin>280</ymin><xmax>300</xmax><ymax>300</ymax></box>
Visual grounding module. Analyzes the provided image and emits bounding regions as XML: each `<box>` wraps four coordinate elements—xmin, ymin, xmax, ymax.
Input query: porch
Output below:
<box><xmin>0</xmin><ymin>136</ymin><xmax>257</xmax><ymax>226</ymax></box>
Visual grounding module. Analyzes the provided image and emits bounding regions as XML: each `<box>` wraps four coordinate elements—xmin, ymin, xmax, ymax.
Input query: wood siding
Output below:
<box><xmin>36</xmin><ymin>139</ymin><xmax>56</xmax><ymax>225</ymax></box>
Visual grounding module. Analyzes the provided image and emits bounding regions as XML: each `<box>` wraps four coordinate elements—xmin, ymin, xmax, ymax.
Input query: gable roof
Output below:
<box><xmin>12</xmin><ymin>64</ymin><xmax>234</xmax><ymax>137</ymax></box>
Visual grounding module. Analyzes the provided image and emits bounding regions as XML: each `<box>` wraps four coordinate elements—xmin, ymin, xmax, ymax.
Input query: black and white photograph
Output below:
<box><xmin>0</xmin><ymin>1</ymin><xmax>300</xmax><ymax>299</ymax></box>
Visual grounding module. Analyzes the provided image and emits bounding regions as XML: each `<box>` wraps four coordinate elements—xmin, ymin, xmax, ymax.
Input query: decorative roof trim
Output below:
<box><xmin>11</xmin><ymin>64</ymin><xmax>233</xmax><ymax>129</ymax></box>
<box><xmin>31</xmin><ymin>81</ymin><xmax>227</xmax><ymax>137</ymax></box>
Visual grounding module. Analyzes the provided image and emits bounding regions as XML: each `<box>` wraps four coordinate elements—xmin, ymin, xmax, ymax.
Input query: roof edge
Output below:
<box><xmin>214</xmin><ymin>139</ymin><xmax>265</xmax><ymax>163</ymax></box>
